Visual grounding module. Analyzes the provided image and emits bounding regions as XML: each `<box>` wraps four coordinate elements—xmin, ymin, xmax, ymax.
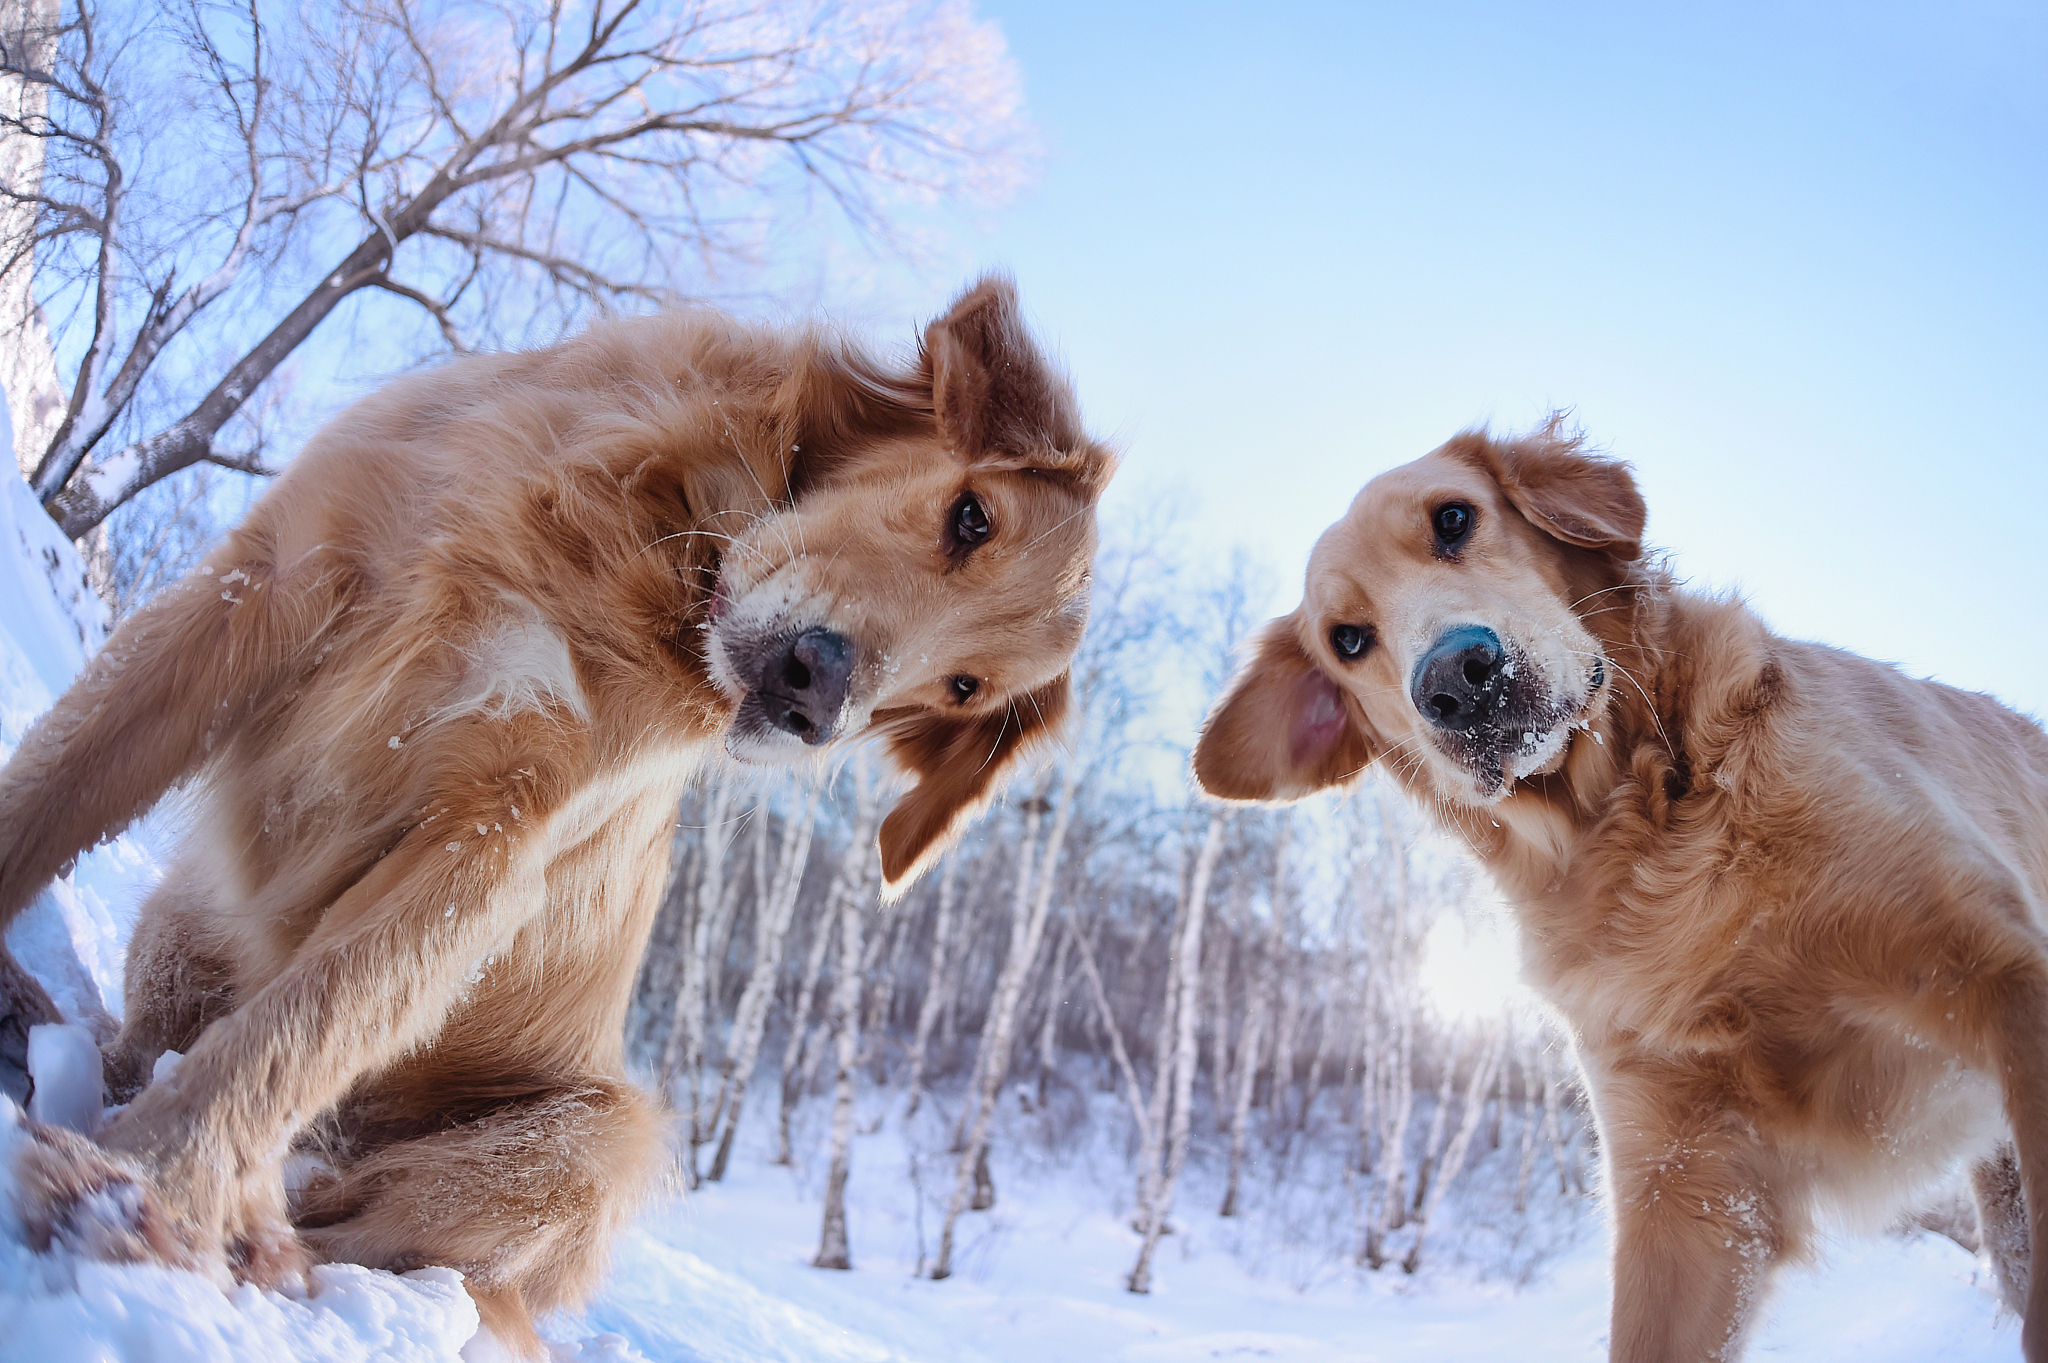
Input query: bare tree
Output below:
<box><xmin>814</xmin><ymin>755</ymin><xmax>875</xmax><ymax>1270</ymax></box>
<box><xmin>1127</xmin><ymin>808</ymin><xmax>1224</xmax><ymax>1294</ymax></box>
<box><xmin>930</xmin><ymin>769</ymin><xmax>1073</xmax><ymax>1281</ymax></box>
<box><xmin>900</xmin><ymin>849</ymin><xmax>960</xmax><ymax>1118</ymax></box>
<box><xmin>707</xmin><ymin>774</ymin><xmax>821</xmax><ymax>1181</ymax></box>
<box><xmin>0</xmin><ymin>0</ymin><xmax>1032</xmax><ymax>542</ymax></box>
<box><xmin>1402</xmin><ymin>1022</ymin><xmax>1505</xmax><ymax>1273</ymax></box>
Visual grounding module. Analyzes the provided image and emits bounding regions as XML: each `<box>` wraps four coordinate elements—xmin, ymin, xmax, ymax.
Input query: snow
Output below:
<box><xmin>25</xmin><ymin>1023</ymin><xmax>103</xmax><ymax>1135</ymax></box>
<box><xmin>0</xmin><ymin>406</ymin><xmax>2025</xmax><ymax>1361</ymax></box>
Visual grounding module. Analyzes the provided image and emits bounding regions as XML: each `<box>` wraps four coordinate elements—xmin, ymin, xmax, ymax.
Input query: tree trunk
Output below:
<box><xmin>662</xmin><ymin>771</ymin><xmax>737</xmax><ymax>1183</ymax></box>
<box><xmin>1204</xmin><ymin>909</ymin><xmax>1235</xmax><ymax>1133</ymax></box>
<box><xmin>1362</xmin><ymin>976</ymin><xmax>1414</xmax><ymax>1268</ymax></box>
<box><xmin>1267</xmin><ymin>816</ymin><xmax>1301</xmax><ymax>1134</ymax></box>
<box><xmin>1127</xmin><ymin>809</ymin><xmax>1225</xmax><ymax>1294</ymax></box>
<box><xmin>1036</xmin><ymin>922</ymin><xmax>1072</xmax><ymax>1109</ymax></box>
<box><xmin>1403</xmin><ymin>1025</ymin><xmax>1506</xmax><ymax>1273</ymax></box>
<box><xmin>708</xmin><ymin>779</ymin><xmax>822</xmax><ymax>1181</ymax></box>
<box><xmin>1065</xmin><ymin>901</ymin><xmax>1152</xmax><ymax>1158</ymax></box>
<box><xmin>776</xmin><ymin>886</ymin><xmax>839</xmax><ymax>1167</ymax></box>
<box><xmin>1411</xmin><ymin>1029</ymin><xmax>1464</xmax><ymax>1215</ymax></box>
<box><xmin>1218</xmin><ymin>945</ymin><xmax>1266</xmax><ymax>1218</ymax></box>
<box><xmin>931</xmin><ymin>772</ymin><xmax>1074</xmax><ymax>1280</ymax></box>
<box><xmin>902</xmin><ymin>851</ymin><xmax>961</xmax><ymax>1118</ymax></box>
<box><xmin>1134</xmin><ymin>842</ymin><xmax>1192</xmax><ymax>1233</ymax></box>
<box><xmin>813</xmin><ymin>781</ymin><xmax>871</xmax><ymax>1270</ymax></box>
<box><xmin>1514</xmin><ymin>1034</ymin><xmax>1542</xmax><ymax>1213</ymax></box>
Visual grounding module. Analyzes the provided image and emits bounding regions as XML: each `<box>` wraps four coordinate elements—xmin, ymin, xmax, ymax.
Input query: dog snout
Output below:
<box><xmin>1411</xmin><ymin>625</ymin><xmax>1510</xmax><ymax>732</ymax></box>
<box><xmin>759</xmin><ymin>628</ymin><xmax>854</xmax><ymax>745</ymax></box>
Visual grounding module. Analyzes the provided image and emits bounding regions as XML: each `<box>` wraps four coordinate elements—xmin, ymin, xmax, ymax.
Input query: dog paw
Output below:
<box><xmin>10</xmin><ymin>1118</ymin><xmax>211</xmax><ymax>1275</ymax></box>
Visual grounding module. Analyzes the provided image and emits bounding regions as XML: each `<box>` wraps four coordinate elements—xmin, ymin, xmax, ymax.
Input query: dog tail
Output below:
<box><xmin>0</xmin><ymin>526</ymin><xmax>337</xmax><ymax>932</ymax></box>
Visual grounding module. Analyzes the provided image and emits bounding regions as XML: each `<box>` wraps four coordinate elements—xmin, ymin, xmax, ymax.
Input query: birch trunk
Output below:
<box><xmin>903</xmin><ymin>853</ymin><xmax>961</xmax><ymax>1118</ymax></box>
<box><xmin>951</xmin><ymin>804</ymin><xmax>1044</xmax><ymax>1151</ymax></box>
<box><xmin>931</xmin><ymin>772</ymin><xmax>1074</xmax><ymax>1280</ymax></box>
<box><xmin>1411</xmin><ymin>1031</ymin><xmax>1464</xmax><ymax>1215</ymax></box>
<box><xmin>1361</xmin><ymin>979</ymin><xmax>1414</xmax><ymax>1268</ymax></box>
<box><xmin>1065</xmin><ymin>901</ymin><xmax>1152</xmax><ymax>1156</ymax></box>
<box><xmin>1204</xmin><ymin>915</ymin><xmax>1234</xmax><ymax>1132</ymax></box>
<box><xmin>1135</xmin><ymin>829</ymin><xmax>1196</xmax><ymax>1231</ymax></box>
<box><xmin>662</xmin><ymin>772</ymin><xmax>737</xmax><ymax>1184</ymax></box>
<box><xmin>813</xmin><ymin>782</ymin><xmax>871</xmax><ymax>1270</ymax></box>
<box><xmin>1514</xmin><ymin>1036</ymin><xmax>1542</xmax><ymax>1213</ymax></box>
<box><xmin>708</xmin><ymin>779</ymin><xmax>823</xmax><ymax>1182</ymax></box>
<box><xmin>1127</xmin><ymin>809</ymin><xmax>1226</xmax><ymax>1294</ymax></box>
<box><xmin>1403</xmin><ymin>1025</ymin><xmax>1506</xmax><ymax>1273</ymax></box>
<box><xmin>1218</xmin><ymin>948</ymin><xmax>1266</xmax><ymax>1218</ymax></box>
<box><xmin>1267</xmin><ymin>817</ymin><xmax>1301</xmax><ymax>1132</ymax></box>
<box><xmin>776</xmin><ymin>891</ymin><xmax>839</xmax><ymax>1166</ymax></box>
<box><xmin>1036</xmin><ymin>923</ymin><xmax>1073</xmax><ymax>1109</ymax></box>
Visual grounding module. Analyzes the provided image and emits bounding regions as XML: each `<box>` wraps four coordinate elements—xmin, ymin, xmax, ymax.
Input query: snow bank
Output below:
<box><xmin>0</xmin><ymin>424</ymin><xmax>158</xmax><ymax>1074</ymax></box>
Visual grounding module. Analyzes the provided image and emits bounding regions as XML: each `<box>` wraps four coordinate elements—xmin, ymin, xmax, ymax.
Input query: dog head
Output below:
<box><xmin>1192</xmin><ymin>423</ymin><xmax>1644</xmax><ymax>808</ymax></box>
<box><xmin>704</xmin><ymin>276</ymin><xmax>1115</xmax><ymax>891</ymax></box>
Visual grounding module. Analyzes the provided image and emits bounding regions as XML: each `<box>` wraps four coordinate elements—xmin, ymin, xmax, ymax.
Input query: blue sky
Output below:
<box><xmin>856</xmin><ymin>0</ymin><xmax>2047</xmax><ymax>719</ymax></box>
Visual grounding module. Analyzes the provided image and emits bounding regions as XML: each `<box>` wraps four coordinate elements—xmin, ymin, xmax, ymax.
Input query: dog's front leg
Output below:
<box><xmin>60</xmin><ymin>745</ymin><xmax>565</xmax><ymax>1280</ymax></box>
<box><xmin>1594</xmin><ymin>1060</ymin><xmax>1791</xmax><ymax>1363</ymax></box>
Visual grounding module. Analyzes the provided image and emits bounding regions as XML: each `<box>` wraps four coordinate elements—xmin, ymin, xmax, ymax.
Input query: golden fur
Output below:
<box><xmin>1194</xmin><ymin>425</ymin><xmax>2048</xmax><ymax>1362</ymax></box>
<box><xmin>0</xmin><ymin>276</ymin><xmax>1113</xmax><ymax>1353</ymax></box>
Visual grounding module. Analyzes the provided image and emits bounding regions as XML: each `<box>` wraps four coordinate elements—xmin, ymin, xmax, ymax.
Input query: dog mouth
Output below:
<box><xmin>1412</xmin><ymin>631</ymin><xmax>1608</xmax><ymax>803</ymax></box>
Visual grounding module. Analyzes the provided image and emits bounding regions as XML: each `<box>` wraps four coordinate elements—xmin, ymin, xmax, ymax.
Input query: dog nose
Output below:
<box><xmin>1411</xmin><ymin>625</ymin><xmax>1510</xmax><ymax>732</ymax></box>
<box><xmin>759</xmin><ymin>628</ymin><xmax>854</xmax><ymax>745</ymax></box>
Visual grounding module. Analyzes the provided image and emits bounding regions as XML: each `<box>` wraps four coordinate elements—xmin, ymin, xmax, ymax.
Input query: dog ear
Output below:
<box><xmin>1487</xmin><ymin>428</ymin><xmax>1646</xmax><ymax>559</ymax></box>
<box><xmin>876</xmin><ymin>673</ymin><xmax>1071</xmax><ymax>895</ymax></box>
<box><xmin>1193</xmin><ymin>613</ymin><xmax>1378</xmax><ymax>803</ymax></box>
<box><xmin>923</xmin><ymin>275</ymin><xmax>1111</xmax><ymax>495</ymax></box>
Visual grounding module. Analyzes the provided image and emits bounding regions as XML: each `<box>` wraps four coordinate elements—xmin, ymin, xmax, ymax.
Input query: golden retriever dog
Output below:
<box><xmin>0</xmin><ymin>275</ymin><xmax>1112</xmax><ymax>1353</ymax></box>
<box><xmin>1193</xmin><ymin>423</ymin><xmax>2048</xmax><ymax>1362</ymax></box>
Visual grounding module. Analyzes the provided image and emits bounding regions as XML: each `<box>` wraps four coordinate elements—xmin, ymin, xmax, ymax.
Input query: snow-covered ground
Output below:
<box><xmin>0</xmin><ymin>433</ymin><xmax>2024</xmax><ymax>1361</ymax></box>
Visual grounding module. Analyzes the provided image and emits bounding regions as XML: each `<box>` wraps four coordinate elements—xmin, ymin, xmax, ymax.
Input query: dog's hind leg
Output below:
<box><xmin>1973</xmin><ymin>1143</ymin><xmax>2030</xmax><ymax>1317</ymax></box>
<box><xmin>103</xmin><ymin>863</ymin><xmax>240</xmax><ymax>1102</ymax></box>
<box><xmin>294</xmin><ymin>1078</ymin><xmax>669</xmax><ymax>1359</ymax></box>
<box><xmin>1981</xmin><ymin>969</ymin><xmax>2048</xmax><ymax>1363</ymax></box>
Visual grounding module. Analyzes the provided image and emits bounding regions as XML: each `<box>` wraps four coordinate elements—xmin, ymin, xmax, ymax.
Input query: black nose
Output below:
<box><xmin>1411</xmin><ymin>625</ymin><xmax>1510</xmax><ymax>732</ymax></box>
<box><xmin>759</xmin><ymin>628</ymin><xmax>854</xmax><ymax>745</ymax></box>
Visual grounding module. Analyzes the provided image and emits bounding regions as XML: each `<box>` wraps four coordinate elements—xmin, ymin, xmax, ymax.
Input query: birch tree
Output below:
<box><xmin>930</xmin><ymin>771</ymin><xmax>1073</xmax><ymax>1281</ymax></box>
<box><xmin>707</xmin><ymin>775</ymin><xmax>822</xmax><ymax>1181</ymax></box>
<box><xmin>1402</xmin><ymin>1024</ymin><xmax>1505</xmax><ymax>1273</ymax></box>
<box><xmin>813</xmin><ymin>758</ymin><xmax>874</xmax><ymax>1269</ymax></box>
<box><xmin>1127</xmin><ymin>808</ymin><xmax>1224</xmax><ymax>1294</ymax></box>
<box><xmin>0</xmin><ymin>0</ymin><xmax>1033</xmax><ymax>547</ymax></box>
<box><xmin>901</xmin><ymin>850</ymin><xmax>960</xmax><ymax>1117</ymax></box>
<box><xmin>1221</xmin><ymin>816</ymin><xmax>1289</xmax><ymax>1217</ymax></box>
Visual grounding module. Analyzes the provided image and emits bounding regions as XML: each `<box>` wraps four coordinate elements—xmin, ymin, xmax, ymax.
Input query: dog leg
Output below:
<box><xmin>294</xmin><ymin>1078</ymin><xmax>669</xmax><ymax>1359</ymax></box>
<box><xmin>1987</xmin><ymin>979</ymin><xmax>2048</xmax><ymax>1363</ymax></box>
<box><xmin>1973</xmin><ymin>1143</ymin><xmax>2030</xmax><ymax>1316</ymax></box>
<box><xmin>104</xmin><ymin>864</ymin><xmax>239</xmax><ymax>1102</ymax></box>
<box><xmin>1596</xmin><ymin>1065</ymin><xmax>1792</xmax><ymax>1363</ymax></box>
<box><xmin>0</xmin><ymin>550</ymin><xmax>309</xmax><ymax>933</ymax></box>
<box><xmin>65</xmin><ymin>724</ymin><xmax>578</xmax><ymax>1281</ymax></box>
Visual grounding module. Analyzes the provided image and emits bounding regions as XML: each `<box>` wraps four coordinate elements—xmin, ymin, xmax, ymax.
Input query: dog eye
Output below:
<box><xmin>1330</xmin><ymin>624</ymin><xmax>1373</xmax><ymax>660</ymax></box>
<box><xmin>950</xmin><ymin>493</ymin><xmax>992</xmax><ymax>551</ymax></box>
<box><xmin>1433</xmin><ymin>502</ymin><xmax>1474</xmax><ymax>550</ymax></box>
<box><xmin>950</xmin><ymin>675</ymin><xmax>981</xmax><ymax>703</ymax></box>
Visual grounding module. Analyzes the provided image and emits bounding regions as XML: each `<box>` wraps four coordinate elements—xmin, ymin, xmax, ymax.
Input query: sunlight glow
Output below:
<box><xmin>1418</xmin><ymin>897</ymin><xmax>1530</xmax><ymax>1023</ymax></box>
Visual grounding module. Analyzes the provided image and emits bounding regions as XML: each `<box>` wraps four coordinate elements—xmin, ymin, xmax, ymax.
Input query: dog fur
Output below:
<box><xmin>1193</xmin><ymin>423</ymin><xmax>2048</xmax><ymax>1361</ymax></box>
<box><xmin>0</xmin><ymin>275</ymin><xmax>1113</xmax><ymax>1353</ymax></box>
